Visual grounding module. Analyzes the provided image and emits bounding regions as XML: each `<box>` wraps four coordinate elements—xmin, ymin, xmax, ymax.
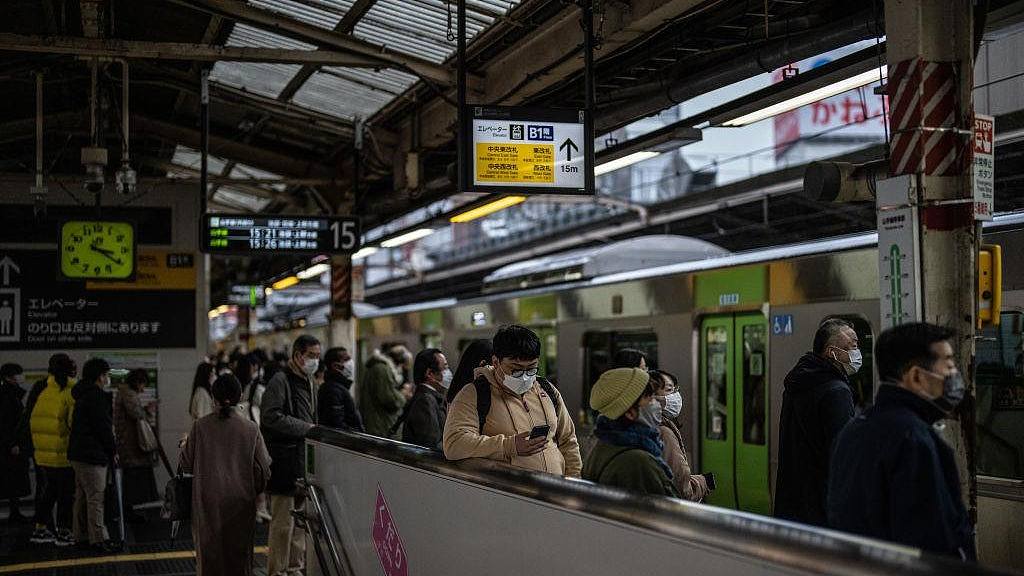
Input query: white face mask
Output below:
<box><xmin>636</xmin><ymin>399</ymin><xmax>662</xmax><ymax>430</ymax></box>
<box><xmin>662</xmin><ymin>391</ymin><xmax>683</xmax><ymax>419</ymax></box>
<box><xmin>303</xmin><ymin>358</ymin><xmax>319</xmax><ymax>376</ymax></box>
<box><xmin>13</xmin><ymin>375</ymin><xmax>26</xmax><ymax>387</ymax></box>
<box><xmin>833</xmin><ymin>347</ymin><xmax>863</xmax><ymax>375</ymax></box>
<box><xmin>340</xmin><ymin>359</ymin><xmax>355</xmax><ymax>380</ymax></box>
<box><xmin>502</xmin><ymin>373</ymin><xmax>535</xmax><ymax>395</ymax></box>
<box><xmin>440</xmin><ymin>368</ymin><xmax>453</xmax><ymax>389</ymax></box>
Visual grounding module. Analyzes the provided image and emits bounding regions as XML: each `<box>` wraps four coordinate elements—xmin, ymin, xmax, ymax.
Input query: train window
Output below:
<box><xmin>824</xmin><ymin>315</ymin><xmax>875</xmax><ymax>409</ymax></box>
<box><xmin>705</xmin><ymin>325</ymin><xmax>728</xmax><ymax>441</ymax></box>
<box><xmin>582</xmin><ymin>330</ymin><xmax>658</xmax><ymax>418</ymax></box>
<box><xmin>976</xmin><ymin>311</ymin><xmax>1024</xmax><ymax>480</ymax></box>
<box><xmin>742</xmin><ymin>323</ymin><xmax>767</xmax><ymax>445</ymax></box>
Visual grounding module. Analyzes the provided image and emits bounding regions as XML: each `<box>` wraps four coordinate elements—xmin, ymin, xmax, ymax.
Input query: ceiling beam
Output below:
<box><xmin>0</xmin><ymin>33</ymin><xmax>398</xmax><ymax>67</ymax></box>
<box><xmin>133</xmin><ymin>114</ymin><xmax>335</xmax><ymax>178</ymax></box>
<box><xmin>277</xmin><ymin>0</ymin><xmax>380</xmax><ymax>102</ymax></box>
<box><xmin>168</xmin><ymin>0</ymin><xmax>452</xmax><ymax>85</ymax></box>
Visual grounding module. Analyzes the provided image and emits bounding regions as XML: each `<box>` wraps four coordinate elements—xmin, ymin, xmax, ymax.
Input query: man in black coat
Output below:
<box><xmin>396</xmin><ymin>348</ymin><xmax>450</xmax><ymax>450</ymax></box>
<box><xmin>68</xmin><ymin>358</ymin><xmax>117</xmax><ymax>551</ymax></box>
<box><xmin>0</xmin><ymin>363</ymin><xmax>31</xmax><ymax>522</ymax></box>
<box><xmin>774</xmin><ymin>318</ymin><xmax>860</xmax><ymax>526</ymax></box>
<box><xmin>829</xmin><ymin>322</ymin><xmax>974</xmax><ymax>560</ymax></box>
<box><xmin>317</xmin><ymin>347</ymin><xmax>364</xmax><ymax>432</ymax></box>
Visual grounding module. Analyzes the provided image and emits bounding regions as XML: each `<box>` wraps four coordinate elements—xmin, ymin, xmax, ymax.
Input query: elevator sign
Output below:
<box><xmin>466</xmin><ymin>106</ymin><xmax>591</xmax><ymax>195</ymax></box>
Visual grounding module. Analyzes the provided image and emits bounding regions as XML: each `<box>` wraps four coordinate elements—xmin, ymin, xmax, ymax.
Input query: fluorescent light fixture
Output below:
<box><xmin>272</xmin><ymin>276</ymin><xmax>300</xmax><ymax>290</ymax></box>
<box><xmin>351</xmin><ymin>246</ymin><xmax>378</xmax><ymax>260</ymax></box>
<box><xmin>450</xmin><ymin>196</ymin><xmax>527</xmax><ymax>223</ymax></box>
<box><xmin>380</xmin><ymin>228</ymin><xmax>434</xmax><ymax>248</ymax></box>
<box><xmin>594</xmin><ymin>151</ymin><xmax>661</xmax><ymax>177</ymax></box>
<box><xmin>216</xmin><ymin>304</ymin><xmax>230</xmax><ymax>314</ymax></box>
<box><xmin>297</xmin><ymin>263</ymin><xmax>330</xmax><ymax>280</ymax></box>
<box><xmin>207</xmin><ymin>310</ymin><xmax>219</xmax><ymax>319</ymax></box>
<box><xmin>720</xmin><ymin>66</ymin><xmax>887</xmax><ymax>127</ymax></box>
<box><xmin>264</xmin><ymin>287</ymin><xmax>274</xmax><ymax>297</ymax></box>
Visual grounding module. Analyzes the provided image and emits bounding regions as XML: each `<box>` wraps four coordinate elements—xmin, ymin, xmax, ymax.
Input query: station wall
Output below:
<box><xmin>0</xmin><ymin>179</ymin><xmax>208</xmax><ymax>483</ymax></box>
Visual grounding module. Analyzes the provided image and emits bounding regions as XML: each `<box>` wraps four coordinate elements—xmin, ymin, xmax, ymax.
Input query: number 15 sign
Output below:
<box><xmin>371</xmin><ymin>486</ymin><xmax>408</xmax><ymax>576</ymax></box>
<box><xmin>200</xmin><ymin>213</ymin><xmax>361</xmax><ymax>255</ymax></box>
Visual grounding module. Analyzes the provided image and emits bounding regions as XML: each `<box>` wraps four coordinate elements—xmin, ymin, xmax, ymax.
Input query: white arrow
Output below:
<box><xmin>0</xmin><ymin>256</ymin><xmax>20</xmax><ymax>286</ymax></box>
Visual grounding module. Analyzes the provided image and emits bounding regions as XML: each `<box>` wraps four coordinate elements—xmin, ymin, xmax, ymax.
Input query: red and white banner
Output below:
<box><xmin>888</xmin><ymin>58</ymin><xmax>966</xmax><ymax>177</ymax></box>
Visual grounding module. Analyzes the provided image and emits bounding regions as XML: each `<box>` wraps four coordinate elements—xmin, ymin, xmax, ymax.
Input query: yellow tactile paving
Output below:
<box><xmin>0</xmin><ymin>545</ymin><xmax>268</xmax><ymax>573</ymax></box>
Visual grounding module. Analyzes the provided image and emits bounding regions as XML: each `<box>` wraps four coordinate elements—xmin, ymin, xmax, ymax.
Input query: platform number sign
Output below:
<box><xmin>201</xmin><ymin>214</ymin><xmax>361</xmax><ymax>255</ymax></box>
<box><xmin>772</xmin><ymin>315</ymin><xmax>794</xmax><ymax>336</ymax></box>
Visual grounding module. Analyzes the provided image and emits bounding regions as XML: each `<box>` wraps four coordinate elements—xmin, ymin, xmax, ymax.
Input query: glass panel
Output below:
<box><xmin>741</xmin><ymin>323</ymin><xmax>767</xmax><ymax>445</ymax></box>
<box><xmin>976</xmin><ymin>311</ymin><xmax>1024</xmax><ymax>480</ymax></box>
<box><xmin>581</xmin><ymin>330</ymin><xmax>658</xmax><ymax>423</ymax></box>
<box><xmin>545</xmin><ymin>331</ymin><xmax>558</xmax><ymax>384</ymax></box>
<box><xmin>706</xmin><ymin>325</ymin><xmax>729</xmax><ymax>440</ymax></box>
<box><xmin>824</xmin><ymin>315</ymin><xmax>875</xmax><ymax>409</ymax></box>
<box><xmin>612</xmin><ymin>332</ymin><xmax>659</xmax><ymax>369</ymax></box>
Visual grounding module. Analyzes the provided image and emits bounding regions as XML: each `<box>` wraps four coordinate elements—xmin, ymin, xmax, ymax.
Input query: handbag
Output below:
<box><xmin>162</xmin><ymin>473</ymin><xmax>193</xmax><ymax>522</ymax></box>
<box><xmin>138</xmin><ymin>419</ymin><xmax>158</xmax><ymax>453</ymax></box>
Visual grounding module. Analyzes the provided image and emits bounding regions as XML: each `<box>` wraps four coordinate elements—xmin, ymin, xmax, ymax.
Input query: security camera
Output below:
<box><xmin>115</xmin><ymin>163</ymin><xmax>137</xmax><ymax>195</ymax></box>
<box><xmin>81</xmin><ymin>146</ymin><xmax>108</xmax><ymax>194</ymax></box>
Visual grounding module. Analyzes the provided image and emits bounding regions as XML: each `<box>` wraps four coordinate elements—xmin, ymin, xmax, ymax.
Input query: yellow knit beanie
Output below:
<box><xmin>590</xmin><ymin>368</ymin><xmax>650</xmax><ymax>420</ymax></box>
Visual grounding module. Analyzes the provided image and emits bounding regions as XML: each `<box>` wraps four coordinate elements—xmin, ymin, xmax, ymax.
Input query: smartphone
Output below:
<box><xmin>702</xmin><ymin>472</ymin><xmax>716</xmax><ymax>491</ymax></box>
<box><xmin>528</xmin><ymin>424</ymin><xmax>550</xmax><ymax>439</ymax></box>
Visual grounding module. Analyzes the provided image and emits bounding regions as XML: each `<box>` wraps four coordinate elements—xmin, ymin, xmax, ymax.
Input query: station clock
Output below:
<box><xmin>59</xmin><ymin>220</ymin><xmax>136</xmax><ymax>280</ymax></box>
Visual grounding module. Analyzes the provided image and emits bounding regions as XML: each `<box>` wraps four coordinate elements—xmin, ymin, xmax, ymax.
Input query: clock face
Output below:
<box><xmin>60</xmin><ymin>221</ymin><xmax>136</xmax><ymax>280</ymax></box>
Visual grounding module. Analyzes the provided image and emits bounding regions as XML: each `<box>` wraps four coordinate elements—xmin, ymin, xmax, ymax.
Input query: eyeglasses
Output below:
<box><xmin>509</xmin><ymin>367</ymin><xmax>539</xmax><ymax>379</ymax></box>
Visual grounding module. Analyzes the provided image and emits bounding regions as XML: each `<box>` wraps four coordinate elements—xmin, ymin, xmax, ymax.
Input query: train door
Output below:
<box><xmin>700</xmin><ymin>313</ymin><xmax>770</xmax><ymax>515</ymax></box>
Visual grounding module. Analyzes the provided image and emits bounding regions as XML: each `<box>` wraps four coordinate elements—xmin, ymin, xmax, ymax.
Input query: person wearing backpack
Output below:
<box><xmin>261</xmin><ymin>335</ymin><xmax>319</xmax><ymax>576</ymax></box>
<box><xmin>582</xmin><ymin>368</ymin><xmax>679</xmax><ymax>498</ymax></box>
<box><xmin>443</xmin><ymin>325</ymin><xmax>581</xmax><ymax>477</ymax></box>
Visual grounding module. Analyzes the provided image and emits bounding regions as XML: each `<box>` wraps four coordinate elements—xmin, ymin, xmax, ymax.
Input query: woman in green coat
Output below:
<box><xmin>582</xmin><ymin>368</ymin><xmax>679</xmax><ymax>498</ymax></box>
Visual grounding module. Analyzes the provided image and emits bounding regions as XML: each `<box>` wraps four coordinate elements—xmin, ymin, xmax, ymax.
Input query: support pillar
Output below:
<box><xmin>883</xmin><ymin>0</ymin><xmax>978</xmax><ymax>523</ymax></box>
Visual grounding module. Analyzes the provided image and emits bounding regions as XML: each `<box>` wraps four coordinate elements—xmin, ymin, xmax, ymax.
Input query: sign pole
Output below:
<box><xmin>582</xmin><ymin>0</ymin><xmax>595</xmax><ymax>194</ymax></box>
<box><xmin>200</xmin><ymin>67</ymin><xmax>209</xmax><ymax>217</ymax></box>
<box><xmin>456</xmin><ymin>0</ymin><xmax>467</xmax><ymax>194</ymax></box>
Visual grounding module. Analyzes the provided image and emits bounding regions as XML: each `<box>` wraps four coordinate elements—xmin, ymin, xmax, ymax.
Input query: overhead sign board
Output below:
<box><xmin>201</xmin><ymin>214</ymin><xmax>360</xmax><ymax>255</ymax></box>
<box><xmin>227</xmin><ymin>285</ymin><xmax>265</xmax><ymax>307</ymax></box>
<box><xmin>466</xmin><ymin>106</ymin><xmax>592</xmax><ymax>195</ymax></box>
<box><xmin>973</xmin><ymin>113</ymin><xmax>995</xmax><ymax>221</ymax></box>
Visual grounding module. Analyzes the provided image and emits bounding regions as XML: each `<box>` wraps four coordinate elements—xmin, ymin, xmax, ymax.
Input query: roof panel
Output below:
<box><xmin>248</xmin><ymin>0</ymin><xmax>349</xmax><ymax>30</ymax></box>
<box><xmin>225</xmin><ymin>23</ymin><xmax>317</xmax><ymax>49</ymax></box>
<box><xmin>170</xmin><ymin>145</ymin><xmax>229</xmax><ymax>174</ymax></box>
<box><xmin>230</xmin><ymin>163</ymin><xmax>289</xmax><ymax>192</ymax></box>
<box><xmin>291</xmin><ymin>67</ymin><xmax>417</xmax><ymax>119</ymax></box>
<box><xmin>210</xmin><ymin>62</ymin><xmax>305</xmax><ymax>99</ymax></box>
<box><xmin>213</xmin><ymin>187</ymin><xmax>274</xmax><ymax>212</ymax></box>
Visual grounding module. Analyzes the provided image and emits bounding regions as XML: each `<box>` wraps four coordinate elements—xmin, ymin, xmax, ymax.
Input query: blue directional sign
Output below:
<box><xmin>772</xmin><ymin>314</ymin><xmax>794</xmax><ymax>336</ymax></box>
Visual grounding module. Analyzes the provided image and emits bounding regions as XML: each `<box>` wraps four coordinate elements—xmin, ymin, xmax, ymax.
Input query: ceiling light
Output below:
<box><xmin>297</xmin><ymin>263</ymin><xmax>331</xmax><ymax>280</ymax></box>
<box><xmin>352</xmin><ymin>246</ymin><xmax>378</xmax><ymax>260</ymax></box>
<box><xmin>208</xmin><ymin>310</ymin><xmax>219</xmax><ymax>319</ymax></box>
<box><xmin>216</xmin><ymin>304</ymin><xmax>230</xmax><ymax>314</ymax></box>
<box><xmin>594</xmin><ymin>151</ymin><xmax>661</xmax><ymax>177</ymax></box>
<box><xmin>450</xmin><ymin>196</ymin><xmax>527</xmax><ymax>223</ymax></box>
<box><xmin>719</xmin><ymin>67</ymin><xmax>887</xmax><ymax>127</ymax></box>
<box><xmin>272</xmin><ymin>276</ymin><xmax>300</xmax><ymax>290</ymax></box>
<box><xmin>380</xmin><ymin>228</ymin><xmax>434</xmax><ymax>248</ymax></box>
<box><xmin>264</xmin><ymin>287</ymin><xmax>274</xmax><ymax>296</ymax></box>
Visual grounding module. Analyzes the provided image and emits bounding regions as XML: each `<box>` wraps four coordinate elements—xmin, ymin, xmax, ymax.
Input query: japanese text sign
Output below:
<box><xmin>973</xmin><ymin>113</ymin><xmax>995</xmax><ymax>221</ymax></box>
<box><xmin>371</xmin><ymin>487</ymin><xmax>408</xmax><ymax>576</ymax></box>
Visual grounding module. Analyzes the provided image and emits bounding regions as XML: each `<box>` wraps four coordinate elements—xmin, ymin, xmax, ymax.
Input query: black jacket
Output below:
<box><xmin>399</xmin><ymin>384</ymin><xmax>447</xmax><ymax>450</ymax></box>
<box><xmin>261</xmin><ymin>368</ymin><xmax>315</xmax><ymax>495</ymax></box>
<box><xmin>318</xmin><ymin>371</ymin><xmax>364</xmax><ymax>432</ymax></box>
<box><xmin>774</xmin><ymin>352</ymin><xmax>854</xmax><ymax>526</ymax></box>
<box><xmin>68</xmin><ymin>382</ymin><xmax>116</xmax><ymax>466</ymax></box>
<box><xmin>828</xmin><ymin>384</ymin><xmax>975</xmax><ymax>560</ymax></box>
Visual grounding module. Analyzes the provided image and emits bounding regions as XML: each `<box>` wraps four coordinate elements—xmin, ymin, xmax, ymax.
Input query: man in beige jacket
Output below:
<box><xmin>443</xmin><ymin>325</ymin><xmax>582</xmax><ymax>477</ymax></box>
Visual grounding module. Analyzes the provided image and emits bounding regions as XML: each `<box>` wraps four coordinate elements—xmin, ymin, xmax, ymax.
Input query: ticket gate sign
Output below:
<box><xmin>465</xmin><ymin>105</ymin><xmax>593</xmax><ymax>195</ymax></box>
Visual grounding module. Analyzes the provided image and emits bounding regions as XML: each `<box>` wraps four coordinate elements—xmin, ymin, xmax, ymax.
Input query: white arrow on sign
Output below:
<box><xmin>0</xmin><ymin>256</ymin><xmax>20</xmax><ymax>286</ymax></box>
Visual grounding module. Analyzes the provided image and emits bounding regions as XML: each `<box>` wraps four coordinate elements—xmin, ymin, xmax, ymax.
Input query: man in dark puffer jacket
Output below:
<box><xmin>68</xmin><ymin>358</ymin><xmax>117</xmax><ymax>552</ymax></box>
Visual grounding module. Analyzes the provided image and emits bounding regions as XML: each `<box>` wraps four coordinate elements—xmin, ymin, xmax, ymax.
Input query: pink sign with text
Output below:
<box><xmin>371</xmin><ymin>486</ymin><xmax>408</xmax><ymax>576</ymax></box>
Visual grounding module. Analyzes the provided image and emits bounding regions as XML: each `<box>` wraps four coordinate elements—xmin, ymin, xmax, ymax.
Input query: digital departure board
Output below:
<box><xmin>200</xmin><ymin>214</ymin><xmax>361</xmax><ymax>255</ymax></box>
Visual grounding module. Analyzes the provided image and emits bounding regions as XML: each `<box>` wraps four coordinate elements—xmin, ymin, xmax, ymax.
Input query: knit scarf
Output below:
<box><xmin>594</xmin><ymin>415</ymin><xmax>673</xmax><ymax>478</ymax></box>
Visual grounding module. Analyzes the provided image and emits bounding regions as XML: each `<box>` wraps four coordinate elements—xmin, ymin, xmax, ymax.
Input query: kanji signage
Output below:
<box><xmin>973</xmin><ymin>113</ymin><xmax>995</xmax><ymax>221</ymax></box>
<box><xmin>466</xmin><ymin>106</ymin><xmax>592</xmax><ymax>195</ymax></box>
<box><xmin>201</xmin><ymin>214</ymin><xmax>361</xmax><ymax>255</ymax></box>
<box><xmin>0</xmin><ymin>250</ymin><xmax>195</xmax><ymax>350</ymax></box>
<box><xmin>371</xmin><ymin>486</ymin><xmax>408</xmax><ymax>576</ymax></box>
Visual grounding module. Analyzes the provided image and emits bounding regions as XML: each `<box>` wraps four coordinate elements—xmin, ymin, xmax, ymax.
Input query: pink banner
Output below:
<box><xmin>371</xmin><ymin>487</ymin><xmax>408</xmax><ymax>576</ymax></box>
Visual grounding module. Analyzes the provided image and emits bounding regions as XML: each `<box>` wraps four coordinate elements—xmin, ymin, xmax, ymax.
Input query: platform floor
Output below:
<box><xmin>0</xmin><ymin>507</ymin><xmax>269</xmax><ymax>575</ymax></box>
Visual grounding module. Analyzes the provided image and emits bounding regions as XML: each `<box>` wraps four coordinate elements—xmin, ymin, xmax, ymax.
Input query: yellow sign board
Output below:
<box><xmin>87</xmin><ymin>249</ymin><xmax>196</xmax><ymax>291</ymax></box>
<box><xmin>475</xmin><ymin>143</ymin><xmax>554</xmax><ymax>184</ymax></box>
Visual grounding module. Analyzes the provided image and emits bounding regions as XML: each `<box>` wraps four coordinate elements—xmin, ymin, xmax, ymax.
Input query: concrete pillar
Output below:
<box><xmin>328</xmin><ymin>253</ymin><xmax>356</xmax><ymax>353</ymax></box>
<box><xmin>883</xmin><ymin>0</ymin><xmax>978</xmax><ymax>523</ymax></box>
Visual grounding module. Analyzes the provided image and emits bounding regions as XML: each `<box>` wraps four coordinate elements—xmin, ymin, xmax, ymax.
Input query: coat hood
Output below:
<box><xmin>784</xmin><ymin>352</ymin><xmax>848</xmax><ymax>394</ymax></box>
<box><xmin>72</xmin><ymin>379</ymin><xmax>102</xmax><ymax>400</ymax></box>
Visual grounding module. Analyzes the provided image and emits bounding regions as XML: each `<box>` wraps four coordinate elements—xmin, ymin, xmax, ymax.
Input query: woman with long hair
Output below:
<box><xmin>447</xmin><ymin>339</ymin><xmax>493</xmax><ymax>404</ymax></box>
<box><xmin>648</xmin><ymin>369</ymin><xmax>707</xmax><ymax>501</ymax></box>
<box><xmin>189</xmin><ymin>362</ymin><xmax>216</xmax><ymax>423</ymax></box>
<box><xmin>114</xmin><ymin>368</ymin><xmax>159</xmax><ymax>522</ymax></box>
<box><xmin>180</xmin><ymin>374</ymin><xmax>271</xmax><ymax>575</ymax></box>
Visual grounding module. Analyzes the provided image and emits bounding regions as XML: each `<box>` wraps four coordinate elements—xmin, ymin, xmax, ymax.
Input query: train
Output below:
<box><xmin>331</xmin><ymin>215</ymin><xmax>1024</xmax><ymax>571</ymax></box>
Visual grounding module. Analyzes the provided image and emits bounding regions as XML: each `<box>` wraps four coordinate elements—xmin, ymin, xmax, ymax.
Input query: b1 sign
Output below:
<box><xmin>973</xmin><ymin>113</ymin><xmax>995</xmax><ymax>221</ymax></box>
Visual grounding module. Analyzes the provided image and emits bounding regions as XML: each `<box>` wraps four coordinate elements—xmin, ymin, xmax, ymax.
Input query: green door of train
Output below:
<box><xmin>700</xmin><ymin>313</ymin><xmax>770</xmax><ymax>515</ymax></box>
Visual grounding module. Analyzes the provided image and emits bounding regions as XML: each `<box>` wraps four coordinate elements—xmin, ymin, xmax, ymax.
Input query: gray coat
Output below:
<box><xmin>260</xmin><ymin>368</ymin><xmax>314</xmax><ymax>494</ymax></box>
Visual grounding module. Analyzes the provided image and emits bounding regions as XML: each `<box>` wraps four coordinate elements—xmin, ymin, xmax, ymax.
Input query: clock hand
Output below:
<box><xmin>89</xmin><ymin>244</ymin><xmax>123</xmax><ymax>265</ymax></box>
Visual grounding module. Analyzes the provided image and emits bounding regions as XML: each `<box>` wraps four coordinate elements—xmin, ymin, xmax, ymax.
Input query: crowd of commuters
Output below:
<box><xmin>1</xmin><ymin>316</ymin><xmax>975</xmax><ymax>571</ymax></box>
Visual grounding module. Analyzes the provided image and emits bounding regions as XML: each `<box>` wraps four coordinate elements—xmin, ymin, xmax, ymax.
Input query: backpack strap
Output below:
<box><xmin>536</xmin><ymin>377</ymin><xmax>561</xmax><ymax>418</ymax></box>
<box><xmin>474</xmin><ymin>376</ymin><xmax>491</xmax><ymax>434</ymax></box>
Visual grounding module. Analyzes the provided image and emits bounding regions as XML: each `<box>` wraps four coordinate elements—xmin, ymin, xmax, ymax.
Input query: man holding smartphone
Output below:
<box><xmin>443</xmin><ymin>325</ymin><xmax>582</xmax><ymax>477</ymax></box>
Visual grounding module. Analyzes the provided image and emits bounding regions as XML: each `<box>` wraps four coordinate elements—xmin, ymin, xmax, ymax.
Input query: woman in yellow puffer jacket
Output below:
<box><xmin>28</xmin><ymin>354</ymin><xmax>77</xmax><ymax>546</ymax></box>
